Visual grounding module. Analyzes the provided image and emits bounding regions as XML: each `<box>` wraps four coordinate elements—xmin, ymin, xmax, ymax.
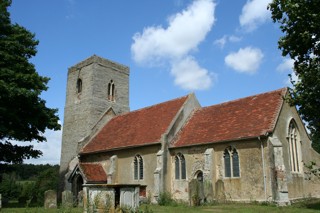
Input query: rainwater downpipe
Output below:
<box><xmin>258</xmin><ymin>136</ymin><xmax>267</xmax><ymax>201</ymax></box>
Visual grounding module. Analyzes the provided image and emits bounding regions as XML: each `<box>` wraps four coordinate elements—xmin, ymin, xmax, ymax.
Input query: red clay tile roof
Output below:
<box><xmin>81</xmin><ymin>95</ymin><xmax>189</xmax><ymax>154</ymax></box>
<box><xmin>171</xmin><ymin>88</ymin><xmax>287</xmax><ymax>148</ymax></box>
<box><xmin>79</xmin><ymin>163</ymin><xmax>108</xmax><ymax>182</ymax></box>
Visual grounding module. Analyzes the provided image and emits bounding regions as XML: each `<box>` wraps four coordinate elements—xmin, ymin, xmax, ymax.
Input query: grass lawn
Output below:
<box><xmin>0</xmin><ymin>207</ymin><xmax>83</xmax><ymax>213</ymax></box>
<box><xmin>139</xmin><ymin>200</ymin><xmax>320</xmax><ymax>213</ymax></box>
<box><xmin>1</xmin><ymin>200</ymin><xmax>319</xmax><ymax>213</ymax></box>
<box><xmin>139</xmin><ymin>204</ymin><xmax>319</xmax><ymax>213</ymax></box>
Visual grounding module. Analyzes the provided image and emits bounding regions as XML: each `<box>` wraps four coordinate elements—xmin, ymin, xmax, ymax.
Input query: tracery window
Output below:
<box><xmin>175</xmin><ymin>153</ymin><xmax>186</xmax><ymax>180</ymax></box>
<box><xmin>288</xmin><ymin>120</ymin><xmax>302</xmax><ymax>173</ymax></box>
<box><xmin>134</xmin><ymin>154</ymin><xmax>143</xmax><ymax>180</ymax></box>
<box><xmin>108</xmin><ymin>80</ymin><xmax>115</xmax><ymax>101</ymax></box>
<box><xmin>224</xmin><ymin>146</ymin><xmax>240</xmax><ymax>178</ymax></box>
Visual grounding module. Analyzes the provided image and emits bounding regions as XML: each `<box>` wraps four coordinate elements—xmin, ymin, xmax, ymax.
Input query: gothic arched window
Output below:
<box><xmin>134</xmin><ymin>154</ymin><xmax>143</xmax><ymax>180</ymax></box>
<box><xmin>175</xmin><ymin>153</ymin><xmax>186</xmax><ymax>180</ymax></box>
<box><xmin>288</xmin><ymin>120</ymin><xmax>302</xmax><ymax>173</ymax></box>
<box><xmin>224</xmin><ymin>146</ymin><xmax>240</xmax><ymax>178</ymax></box>
<box><xmin>108</xmin><ymin>80</ymin><xmax>115</xmax><ymax>101</ymax></box>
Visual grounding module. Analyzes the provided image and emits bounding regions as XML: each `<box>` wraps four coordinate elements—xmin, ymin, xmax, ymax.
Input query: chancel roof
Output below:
<box><xmin>81</xmin><ymin>95</ymin><xmax>189</xmax><ymax>154</ymax></box>
<box><xmin>171</xmin><ymin>88</ymin><xmax>287</xmax><ymax>148</ymax></box>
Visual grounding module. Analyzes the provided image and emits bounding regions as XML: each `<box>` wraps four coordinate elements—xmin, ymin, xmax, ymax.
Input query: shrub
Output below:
<box><xmin>157</xmin><ymin>191</ymin><xmax>177</xmax><ymax>206</ymax></box>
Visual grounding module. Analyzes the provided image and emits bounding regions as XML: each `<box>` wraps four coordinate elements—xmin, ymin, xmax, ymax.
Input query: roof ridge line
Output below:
<box><xmin>201</xmin><ymin>87</ymin><xmax>287</xmax><ymax>110</ymax></box>
<box><xmin>113</xmin><ymin>94</ymin><xmax>190</xmax><ymax>118</ymax></box>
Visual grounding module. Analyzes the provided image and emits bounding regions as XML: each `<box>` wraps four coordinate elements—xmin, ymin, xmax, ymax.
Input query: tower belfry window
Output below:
<box><xmin>108</xmin><ymin>80</ymin><xmax>115</xmax><ymax>101</ymax></box>
<box><xmin>77</xmin><ymin>78</ymin><xmax>82</xmax><ymax>93</ymax></box>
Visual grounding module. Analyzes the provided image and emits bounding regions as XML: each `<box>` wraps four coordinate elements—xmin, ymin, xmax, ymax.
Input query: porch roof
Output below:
<box><xmin>80</xmin><ymin>163</ymin><xmax>108</xmax><ymax>183</ymax></box>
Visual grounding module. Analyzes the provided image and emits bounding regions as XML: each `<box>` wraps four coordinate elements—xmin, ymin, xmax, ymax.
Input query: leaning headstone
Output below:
<box><xmin>62</xmin><ymin>190</ymin><xmax>73</xmax><ymax>207</ymax></box>
<box><xmin>44</xmin><ymin>190</ymin><xmax>57</xmax><ymax>209</ymax></box>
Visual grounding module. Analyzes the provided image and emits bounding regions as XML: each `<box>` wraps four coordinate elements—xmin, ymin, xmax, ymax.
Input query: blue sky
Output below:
<box><xmin>9</xmin><ymin>0</ymin><xmax>295</xmax><ymax>164</ymax></box>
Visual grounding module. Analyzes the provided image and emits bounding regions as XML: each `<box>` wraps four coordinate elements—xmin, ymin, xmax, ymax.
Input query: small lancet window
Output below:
<box><xmin>134</xmin><ymin>154</ymin><xmax>143</xmax><ymax>180</ymax></box>
<box><xmin>77</xmin><ymin>78</ymin><xmax>82</xmax><ymax>93</ymax></box>
<box><xmin>224</xmin><ymin>146</ymin><xmax>240</xmax><ymax>178</ymax></box>
<box><xmin>108</xmin><ymin>80</ymin><xmax>115</xmax><ymax>101</ymax></box>
<box><xmin>175</xmin><ymin>153</ymin><xmax>186</xmax><ymax>180</ymax></box>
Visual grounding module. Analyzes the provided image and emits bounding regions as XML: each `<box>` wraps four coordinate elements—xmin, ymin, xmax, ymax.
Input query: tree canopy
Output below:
<box><xmin>269</xmin><ymin>0</ymin><xmax>320</xmax><ymax>151</ymax></box>
<box><xmin>0</xmin><ymin>0</ymin><xmax>60</xmax><ymax>163</ymax></box>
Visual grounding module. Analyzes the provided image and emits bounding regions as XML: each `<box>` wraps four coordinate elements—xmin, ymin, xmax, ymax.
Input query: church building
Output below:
<box><xmin>60</xmin><ymin>55</ymin><xmax>320</xmax><ymax>210</ymax></box>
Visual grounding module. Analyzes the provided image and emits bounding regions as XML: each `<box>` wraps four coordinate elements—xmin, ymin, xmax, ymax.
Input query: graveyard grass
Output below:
<box><xmin>1</xmin><ymin>200</ymin><xmax>320</xmax><ymax>213</ymax></box>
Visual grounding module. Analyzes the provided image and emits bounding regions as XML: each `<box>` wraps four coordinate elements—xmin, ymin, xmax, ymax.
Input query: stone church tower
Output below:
<box><xmin>59</xmin><ymin>55</ymin><xmax>129</xmax><ymax>191</ymax></box>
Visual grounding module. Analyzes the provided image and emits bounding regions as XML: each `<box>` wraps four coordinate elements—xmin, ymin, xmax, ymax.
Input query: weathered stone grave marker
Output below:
<box><xmin>62</xmin><ymin>190</ymin><xmax>73</xmax><ymax>207</ymax></box>
<box><xmin>44</xmin><ymin>190</ymin><xmax>57</xmax><ymax>209</ymax></box>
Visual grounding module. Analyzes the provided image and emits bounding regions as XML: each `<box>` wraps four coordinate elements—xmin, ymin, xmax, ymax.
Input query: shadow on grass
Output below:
<box><xmin>292</xmin><ymin>199</ymin><xmax>320</xmax><ymax>210</ymax></box>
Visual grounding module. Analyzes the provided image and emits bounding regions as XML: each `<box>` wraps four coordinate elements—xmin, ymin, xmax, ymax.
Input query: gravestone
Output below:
<box><xmin>0</xmin><ymin>194</ymin><xmax>2</xmax><ymax>209</ymax></box>
<box><xmin>189</xmin><ymin>179</ymin><xmax>204</xmax><ymax>206</ymax></box>
<box><xmin>62</xmin><ymin>190</ymin><xmax>73</xmax><ymax>207</ymax></box>
<box><xmin>44</xmin><ymin>190</ymin><xmax>57</xmax><ymax>209</ymax></box>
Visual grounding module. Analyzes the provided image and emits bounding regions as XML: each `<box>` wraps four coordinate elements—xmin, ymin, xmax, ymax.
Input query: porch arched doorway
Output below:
<box><xmin>73</xmin><ymin>174</ymin><xmax>84</xmax><ymax>204</ymax></box>
<box><xmin>196</xmin><ymin>170</ymin><xmax>203</xmax><ymax>182</ymax></box>
<box><xmin>189</xmin><ymin>170</ymin><xmax>205</xmax><ymax>206</ymax></box>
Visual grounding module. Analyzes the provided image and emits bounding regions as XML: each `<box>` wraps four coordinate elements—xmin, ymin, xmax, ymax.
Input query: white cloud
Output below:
<box><xmin>132</xmin><ymin>0</ymin><xmax>215</xmax><ymax>63</ymax></box>
<box><xmin>131</xmin><ymin>0</ymin><xmax>216</xmax><ymax>90</ymax></box>
<box><xmin>171</xmin><ymin>57</ymin><xmax>216</xmax><ymax>90</ymax></box>
<box><xmin>10</xmin><ymin>128</ymin><xmax>62</xmax><ymax>165</ymax></box>
<box><xmin>276</xmin><ymin>58</ymin><xmax>299</xmax><ymax>87</ymax></box>
<box><xmin>290</xmin><ymin>71</ymin><xmax>298</xmax><ymax>84</ymax></box>
<box><xmin>66</xmin><ymin>0</ymin><xmax>76</xmax><ymax>19</ymax></box>
<box><xmin>225</xmin><ymin>46</ymin><xmax>264</xmax><ymax>74</ymax></box>
<box><xmin>239</xmin><ymin>0</ymin><xmax>272</xmax><ymax>32</ymax></box>
<box><xmin>214</xmin><ymin>36</ymin><xmax>227</xmax><ymax>49</ymax></box>
<box><xmin>229</xmin><ymin>35</ymin><xmax>242</xmax><ymax>42</ymax></box>
<box><xmin>214</xmin><ymin>35</ymin><xmax>242</xmax><ymax>49</ymax></box>
<box><xmin>285</xmin><ymin>71</ymin><xmax>298</xmax><ymax>86</ymax></box>
<box><xmin>277</xmin><ymin>58</ymin><xmax>294</xmax><ymax>72</ymax></box>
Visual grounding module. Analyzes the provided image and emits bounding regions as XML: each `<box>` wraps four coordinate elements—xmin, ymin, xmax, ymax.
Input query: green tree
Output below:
<box><xmin>0</xmin><ymin>173</ymin><xmax>21</xmax><ymax>200</ymax></box>
<box><xmin>31</xmin><ymin>166</ymin><xmax>59</xmax><ymax>205</ymax></box>
<box><xmin>0</xmin><ymin>0</ymin><xmax>60</xmax><ymax>163</ymax></box>
<box><xmin>268</xmin><ymin>0</ymin><xmax>320</xmax><ymax>152</ymax></box>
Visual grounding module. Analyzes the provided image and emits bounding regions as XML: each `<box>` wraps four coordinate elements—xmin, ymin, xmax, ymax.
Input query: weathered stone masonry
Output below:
<box><xmin>59</xmin><ymin>55</ymin><xmax>129</xmax><ymax>193</ymax></box>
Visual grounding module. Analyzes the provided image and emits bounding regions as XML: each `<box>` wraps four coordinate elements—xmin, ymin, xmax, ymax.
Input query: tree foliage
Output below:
<box><xmin>0</xmin><ymin>164</ymin><xmax>59</xmax><ymax>207</ymax></box>
<box><xmin>0</xmin><ymin>0</ymin><xmax>60</xmax><ymax>163</ymax></box>
<box><xmin>269</xmin><ymin>0</ymin><xmax>320</xmax><ymax>151</ymax></box>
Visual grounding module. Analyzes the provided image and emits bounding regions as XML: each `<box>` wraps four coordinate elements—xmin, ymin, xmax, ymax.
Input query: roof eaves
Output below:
<box><xmin>170</xmin><ymin>134</ymin><xmax>269</xmax><ymax>149</ymax></box>
<box><xmin>80</xmin><ymin>141</ymin><xmax>161</xmax><ymax>156</ymax></box>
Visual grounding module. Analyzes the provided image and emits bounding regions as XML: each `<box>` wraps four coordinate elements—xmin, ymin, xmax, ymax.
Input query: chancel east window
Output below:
<box><xmin>224</xmin><ymin>146</ymin><xmax>240</xmax><ymax>178</ymax></box>
<box><xmin>108</xmin><ymin>80</ymin><xmax>115</xmax><ymax>101</ymax></box>
<box><xmin>288</xmin><ymin>120</ymin><xmax>302</xmax><ymax>173</ymax></box>
<box><xmin>134</xmin><ymin>154</ymin><xmax>143</xmax><ymax>180</ymax></box>
<box><xmin>175</xmin><ymin>153</ymin><xmax>186</xmax><ymax>180</ymax></box>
